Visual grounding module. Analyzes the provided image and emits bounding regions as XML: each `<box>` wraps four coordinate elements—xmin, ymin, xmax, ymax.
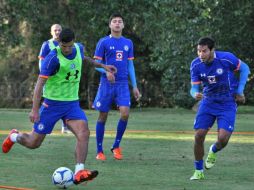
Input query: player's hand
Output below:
<box><xmin>133</xmin><ymin>87</ymin><xmax>141</xmax><ymax>101</ymax></box>
<box><xmin>106</xmin><ymin>71</ymin><xmax>115</xmax><ymax>83</ymax></box>
<box><xmin>195</xmin><ymin>92</ymin><xmax>203</xmax><ymax>101</ymax></box>
<box><xmin>235</xmin><ymin>94</ymin><xmax>245</xmax><ymax>104</ymax></box>
<box><xmin>104</xmin><ymin>65</ymin><xmax>117</xmax><ymax>74</ymax></box>
<box><xmin>29</xmin><ymin>109</ymin><xmax>40</xmax><ymax>123</ymax></box>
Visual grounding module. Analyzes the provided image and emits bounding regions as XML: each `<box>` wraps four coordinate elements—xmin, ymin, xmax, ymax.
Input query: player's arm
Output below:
<box><xmin>84</xmin><ymin>56</ymin><xmax>117</xmax><ymax>73</ymax></box>
<box><xmin>190</xmin><ymin>83</ymin><xmax>203</xmax><ymax>100</ymax></box>
<box><xmin>29</xmin><ymin>77</ymin><xmax>48</xmax><ymax>123</ymax></box>
<box><xmin>128</xmin><ymin>60</ymin><xmax>141</xmax><ymax>101</ymax></box>
<box><xmin>94</xmin><ymin>59</ymin><xmax>116</xmax><ymax>83</ymax></box>
<box><xmin>235</xmin><ymin>61</ymin><xmax>250</xmax><ymax>103</ymax></box>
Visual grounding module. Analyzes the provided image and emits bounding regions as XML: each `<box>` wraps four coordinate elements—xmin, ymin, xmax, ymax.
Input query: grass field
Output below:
<box><xmin>0</xmin><ymin>107</ymin><xmax>254</xmax><ymax>190</ymax></box>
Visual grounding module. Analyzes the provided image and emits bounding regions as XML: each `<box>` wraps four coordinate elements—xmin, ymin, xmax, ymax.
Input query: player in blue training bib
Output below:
<box><xmin>189</xmin><ymin>37</ymin><xmax>250</xmax><ymax>180</ymax></box>
<box><xmin>93</xmin><ymin>13</ymin><xmax>141</xmax><ymax>161</ymax></box>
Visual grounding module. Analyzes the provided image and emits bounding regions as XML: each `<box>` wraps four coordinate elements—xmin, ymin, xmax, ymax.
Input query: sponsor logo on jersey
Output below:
<box><xmin>207</xmin><ymin>75</ymin><xmax>216</xmax><ymax>84</ymax></box>
<box><xmin>200</xmin><ymin>73</ymin><xmax>206</xmax><ymax>77</ymax></box>
<box><xmin>116</xmin><ymin>51</ymin><xmax>123</xmax><ymax>61</ymax></box>
<box><xmin>216</xmin><ymin>68</ymin><xmax>223</xmax><ymax>75</ymax></box>
<box><xmin>110</xmin><ymin>46</ymin><xmax>115</xmax><ymax>50</ymax></box>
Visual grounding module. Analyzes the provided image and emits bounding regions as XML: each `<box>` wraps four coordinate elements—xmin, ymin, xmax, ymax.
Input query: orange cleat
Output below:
<box><xmin>111</xmin><ymin>147</ymin><xmax>123</xmax><ymax>160</ymax></box>
<box><xmin>2</xmin><ymin>129</ymin><xmax>19</xmax><ymax>153</ymax></box>
<box><xmin>73</xmin><ymin>169</ymin><xmax>99</xmax><ymax>185</ymax></box>
<box><xmin>96</xmin><ymin>152</ymin><xmax>106</xmax><ymax>161</ymax></box>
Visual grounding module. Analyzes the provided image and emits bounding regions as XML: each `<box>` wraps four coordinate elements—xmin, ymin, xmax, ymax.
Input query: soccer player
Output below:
<box><xmin>189</xmin><ymin>37</ymin><xmax>250</xmax><ymax>180</ymax></box>
<box><xmin>2</xmin><ymin>28</ymin><xmax>117</xmax><ymax>185</ymax></box>
<box><xmin>38</xmin><ymin>24</ymin><xmax>69</xmax><ymax>134</ymax></box>
<box><xmin>93</xmin><ymin>13</ymin><xmax>141</xmax><ymax>161</ymax></box>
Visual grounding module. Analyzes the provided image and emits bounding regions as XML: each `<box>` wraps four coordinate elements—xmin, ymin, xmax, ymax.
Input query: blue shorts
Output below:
<box><xmin>193</xmin><ymin>99</ymin><xmax>237</xmax><ymax>132</ymax></box>
<box><xmin>34</xmin><ymin>99</ymin><xmax>87</xmax><ymax>134</ymax></box>
<box><xmin>93</xmin><ymin>81</ymin><xmax>130</xmax><ymax>112</ymax></box>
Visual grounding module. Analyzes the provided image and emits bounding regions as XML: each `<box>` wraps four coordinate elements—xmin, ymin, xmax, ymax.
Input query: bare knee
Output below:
<box><xmin>194</xmin><ymin>130</ymin><xmax>208</xmax><ymax>144</ymax></box>
<box><xmin>76</xmin><ymin>127</ymin><xmax>90</xmax><ymax>141</ymax></box>
<box><xmin>98</xmin><ymin>112</ymin><xmax>108</xmax><ymax>123</ymax></box>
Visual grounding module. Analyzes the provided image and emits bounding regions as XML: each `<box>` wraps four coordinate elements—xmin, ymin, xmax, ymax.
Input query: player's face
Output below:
<box><xmin>197</xmin><ymin>45</ymin><xmax>214</xmax><ymax>63</ymax></box>
<box><xmin>109</xmin><ymin>17</ymin><xmax>124</xmax><ymax>33</ymax></box>
<box><xmin>59</xmin><ymin>41</ymin><xmax>74</xmax><ymax>56</ymax></box>
<box><xmin>51</xmin><ymin>25</ymin><xmax>62</xmax><ymax>41</ymax></box>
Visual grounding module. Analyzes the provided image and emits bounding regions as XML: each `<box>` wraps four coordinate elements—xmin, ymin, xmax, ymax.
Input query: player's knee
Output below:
<box><xmin>98</xmin><ymin>112</ymin><xmax>108</xmax><ymax>122</ymax></box>
<box><xmin>194</xmin><ymin>132</ymin><xmax>206</xmax><ymax>143</ymax></box>
<box><xmin>77</xmin><ymin>127</ymin><xmax>90</xmax><ymax>140</ymax></box>
<box><xmin>120</xmin><ymin>112</ymin><xmax>129</xmax><ymax>121</ymax></box>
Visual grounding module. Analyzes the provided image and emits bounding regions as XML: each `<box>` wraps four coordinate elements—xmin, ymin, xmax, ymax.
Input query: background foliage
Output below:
<box><xmin>0</xmin><ymin>0</ymin><xmax>254</xmax><ymax>108</ymax></box>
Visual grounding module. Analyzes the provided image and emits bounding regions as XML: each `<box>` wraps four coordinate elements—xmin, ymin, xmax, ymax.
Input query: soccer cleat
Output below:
<box><xmin>111</xmin><ymin>147</ymin><xmax>123</xmax><ymax>160</ymax></box>
<box><xmin>205</xmin><ymin>151</ymin><xmax>217</xmax><ymax>169</ymax></box>
<box><xmin>73</xmin><ymin>169</ymin><xmax>99</xmax><ymax>185</ymax></box>
<box><xmin>2</xmin><ymin>129</ymin><xmax>19</xmax><ymax>153</ymax></box>
<box><xmin>96</xmin><ymin>152</ymin><xmax>106</xmax><ymax>161</ymax></box>
<box><xmin>190</xmin><ymin>170</ymin><xmax>205</xmax><ymax>180</ymax></box>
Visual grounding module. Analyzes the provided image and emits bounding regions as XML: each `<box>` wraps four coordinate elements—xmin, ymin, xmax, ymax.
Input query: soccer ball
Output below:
<box><xmin>52</xmin><ymin>167</ymin><xmax>74</xmax><ymax>189</ymax></box>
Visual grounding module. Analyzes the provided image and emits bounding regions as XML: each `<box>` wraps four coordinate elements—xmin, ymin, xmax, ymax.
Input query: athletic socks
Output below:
<box><xmin>96</xmin><ymin>121</ymin><xmax>105</xmax><ymax>153</ymax></box>
<box><xmin>112</xmin><ymin>119</ymin><xmax>128</xmax><ymax>148</ymax></box>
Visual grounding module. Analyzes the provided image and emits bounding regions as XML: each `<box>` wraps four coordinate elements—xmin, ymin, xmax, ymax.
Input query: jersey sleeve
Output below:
<box><xmin>128</xmin><ymin>40</ymin><xmax>134</xmax><ymax>60</ymax></box>
<box><xmin>38</xmin><ymin>41</ymin><xmax>50</xmax><ymax>60</ymax></box>
<box><xmin>190</xmin><ymin>62</ymin><xmax>201</xmax><ymax>84</ymax></box>
<box><xmin>225</xmin><ymin>52</ymin><xmax>241</xmax><ymax>71</ymax></box>
<box><xmin>39</xmin><ymin>50</ymin><xmax>60</xmax><ymax>78</ymax></box>
<box><xmin>93</xmin><ymin>38</ymin><xmax>105</xmax><ymax>61</ymax></box>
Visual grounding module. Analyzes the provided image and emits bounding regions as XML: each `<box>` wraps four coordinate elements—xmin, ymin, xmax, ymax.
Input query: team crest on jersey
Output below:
<box><xmin>124</xmin><ymin>45</ymin><xmax>129</xmax><ymax>51</ymax></box>
<box><xmin>216</xmin><ymin>68</ymin><xmax>223</xmax><ymax>75</ymax></box>
<box><xmin>207</xmin><ymin>75</ymin><xmax>216</xmax><ymax>84</ymax></box>
<box><xmin>116</xmin><ymin>51</ymin><xmax>123</xmax><ymax>61</ymax></box>
<box><xmin>70</xmin><ymin>63</ymin><xmax>76</xmax><ymax>70</ymax></box>
<box><xmin>38</xmin><ymin>123</ymin><xmax>44</xmax><ymax>131</ymax></box>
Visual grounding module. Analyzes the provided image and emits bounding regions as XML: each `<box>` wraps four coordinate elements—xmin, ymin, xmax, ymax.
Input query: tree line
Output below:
<box><xmin>0</xmin><ymin>0</ymin><xmax>253</xmax><ymax>108</ymax></box>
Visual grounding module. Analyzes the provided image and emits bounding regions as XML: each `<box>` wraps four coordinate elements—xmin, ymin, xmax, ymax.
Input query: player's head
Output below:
<box><xmin>197</xmin><ymin>37</ymin><xmax>215</xmax><ymax>63</ymax></box>
<box><xmin>59</xmin><ymin>28</ymin><xmax>75</xmax><ymax>56</ymax></box>
<box><xmin>50</xmin><ymin>24</ymin><xmax>62</xmax><ymax>41</ymax></box>
<box><xmin>109</xmin><ymin>13</ymin><xmax>124</xmax><ymax>34</ymax></box>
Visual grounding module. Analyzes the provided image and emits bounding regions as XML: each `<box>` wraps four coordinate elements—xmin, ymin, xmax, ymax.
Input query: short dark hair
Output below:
<box><xmin>59</xmin><ymin>28</ymin><xmax>75</xmax><ymax>43</ymax></box>
<box><xmin>109</xmin><ymin>13</ymin><xmax>124</xmax><ymax>24</ymax></box>
<box><xmin>198</xmin><ymin>37</ymin><xmax>215</xmax><ymax>50</ymax></box>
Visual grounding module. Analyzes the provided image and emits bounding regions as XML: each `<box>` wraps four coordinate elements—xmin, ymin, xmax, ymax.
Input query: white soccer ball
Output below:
<box><xmin>52</xmin><ymin>167</ymin><xmax>74</xmax><ymax>189</ymax></box>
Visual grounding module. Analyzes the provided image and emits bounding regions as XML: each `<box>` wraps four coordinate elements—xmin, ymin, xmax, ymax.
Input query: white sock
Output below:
<box><xmin>75</xmin><ymin>163</ymin><xmax>84</xmax><ymax>174</ymax></box>
<box><xmin>10</xmin><ymin>133</ymin><xmax>18</xmax><ymax>143</ymax></box>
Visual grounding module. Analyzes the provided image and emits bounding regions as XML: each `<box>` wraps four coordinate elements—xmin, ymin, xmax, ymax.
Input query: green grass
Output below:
<box><xmin>0</xmin><ymin>107</ymin><xmax>254</xmax><ymax>190</ymax></box>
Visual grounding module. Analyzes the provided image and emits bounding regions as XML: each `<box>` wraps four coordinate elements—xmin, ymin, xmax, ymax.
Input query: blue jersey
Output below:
<box><xmin>94</xmin><ymin>35</ymin><xmax>134</xmax><ymax>82</ymax></box>
<box><xmin>40</xmin><ymin>43</ymin><xmax>84</xmax><ymax>78</ymax></box>
<box><xmin>38</xmin><ymin>40</ymin><xmax>59</xmax><ymax>60</ymax></box>
<box><xmin>190</xmin><ymin>51</ymin><xmax>240</xmax><ymax>103</ymax></box>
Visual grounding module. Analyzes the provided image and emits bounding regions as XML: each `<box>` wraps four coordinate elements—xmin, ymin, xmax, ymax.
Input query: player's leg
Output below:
<box><xmin>190</xmin><ymin>101</ymin><xmax>215</xmax><ymax>180</ymax></box>
<box><xmin>65</xmin><ymin>102</ymin><xmax>98</xmax><ymax>184</ymax></box>
<box><xmin>93</xmin><ymin>82</ymin><xmax>112</xmax><ymax>160</ymax></box>
<box><xmin>111</xmin><ymin>106</ymin><xmax>129</xmax><ymax>160</ymax></box>
<box><xmin>2</xmin><ymin>130</ymin><xmax>46</xmax><ymax>153</ymax></box>
<box><xmin>205</xmin><ymin>104</ymin><xmax>236</xmax><ymax>169</ymax></box>
<box><xmin>95</xmin><ymin>112</ymin><xmax>108</xmax><ymax>160</ymax></box>
<box><xmin>2</xmin><ymin>100</ymin><xmax>59</xmax><ymax>153</ymax></box>
<box><xmin>111</xmin><ymin>83</ymin><xmax>130</xmax><ymax>160</ymax></box>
